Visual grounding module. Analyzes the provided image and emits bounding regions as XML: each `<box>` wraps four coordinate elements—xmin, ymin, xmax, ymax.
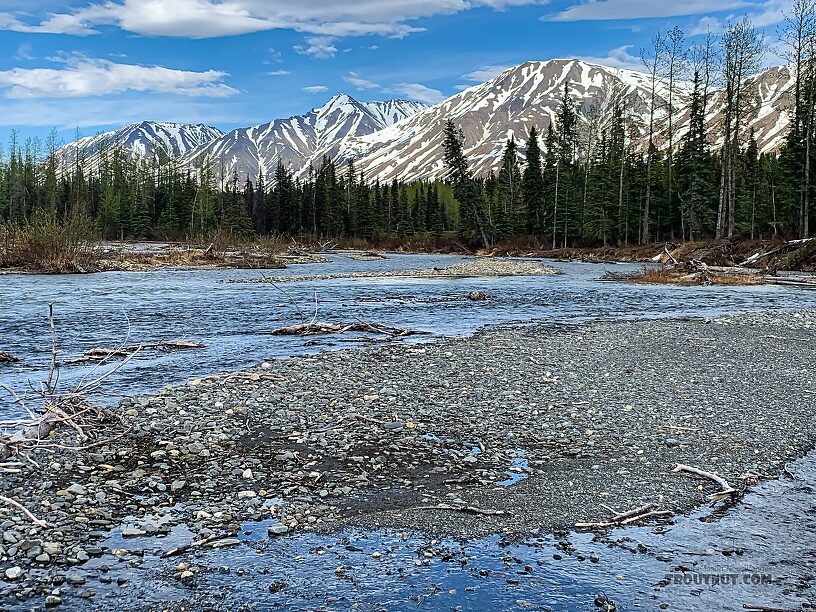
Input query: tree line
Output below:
<box><xmin>1</xmin><ymin>8</ymin><xmax>815</xmax><ymax>248</ymax></box>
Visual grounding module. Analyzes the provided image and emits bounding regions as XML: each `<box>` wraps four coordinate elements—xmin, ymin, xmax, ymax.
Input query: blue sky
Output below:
<box><xmin>0</xmin><ymin>0</ymin><xmax>795</xmax><ymax>147</ymax></box>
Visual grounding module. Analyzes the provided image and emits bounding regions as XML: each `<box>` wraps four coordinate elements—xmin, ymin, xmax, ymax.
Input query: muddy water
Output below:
<box><xmin>3</xmin><ymin>254</ymin><xmax>816</xmax><ymax>419</ymax></box>
<box><xmin>10</xmin><ymin>452</ymin><xmax>811</xmax><ymax>611</ymax></box>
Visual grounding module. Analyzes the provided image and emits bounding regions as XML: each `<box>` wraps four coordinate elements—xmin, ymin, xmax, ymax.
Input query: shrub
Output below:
<box><xmin>0</xmin><ymin>211</ymin><xmax>99</xmax><ymax>273</ymax></box>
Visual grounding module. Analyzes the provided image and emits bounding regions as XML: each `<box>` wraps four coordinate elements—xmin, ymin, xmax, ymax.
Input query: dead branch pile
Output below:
<box><xmin>265</xmin><ymin>320</ymin><xmax>429</xmax><ymax>338</ymax></box>
<box><xmin>1</xmin><ymin>305</ymin><xmax>132</xmax><ymax>461</ymax></box>
<box><xmin>64</xmin><ymin>340</ymin><xmax>205</xmax><ymax>365</ymax></box>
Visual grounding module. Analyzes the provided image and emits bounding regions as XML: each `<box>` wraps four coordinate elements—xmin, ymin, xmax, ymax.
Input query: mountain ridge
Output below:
<box><xmin>56</xmin><ymin>58</ymin><xmax>796</xmax><ymax>184</ymax></box>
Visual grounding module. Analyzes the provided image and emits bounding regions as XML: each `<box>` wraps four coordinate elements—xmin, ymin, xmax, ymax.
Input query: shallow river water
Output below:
<box><xmin>15</xmin><ymin>451</ymin><xmax>816</xmax><ymax>611</ymax></box>
<box><xmin>2</xmin><ymin>253</ymin><xmax>816</xmax><ymax>419</ymax></box>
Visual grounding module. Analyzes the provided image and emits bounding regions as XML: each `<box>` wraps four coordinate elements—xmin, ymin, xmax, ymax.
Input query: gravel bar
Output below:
<box><xmin>227</xmin><ymin>257</ymin><xmax>556</xmax><ymax>283</ymax></box>
<box><xmin>1</xmin><ymin>310</ymin><xmax>815</xmax><ymax>603</ymax></box>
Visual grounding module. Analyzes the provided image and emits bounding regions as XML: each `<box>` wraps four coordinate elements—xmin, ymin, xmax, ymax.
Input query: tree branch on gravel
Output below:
<box><xmin>0</xmin><ymin>306</ymin><xmax>134</xmax><ymax>460</ymax></box>
<box><xmin>672</xmin><ymin>463</ymin><xmax>737</xmax><ymax>501</ymax></box>
<box><xmin>418</xmin><ymin>504</ymin><xmax>511</xmax><ymax>516</ymax></box>
<box><xmin>575</xmin><ymin>503</ymin><xmax>675</xmax><ymax>528</ymax></box>
<box><xmin>265</xmin><ymin>320</ymin><xmax>429</xmax><ymax>338</ymax></box>
<box><xmin>0</xmin><ymin>495</ymin><xmax>48</xmax><ymax>528</ymax></box>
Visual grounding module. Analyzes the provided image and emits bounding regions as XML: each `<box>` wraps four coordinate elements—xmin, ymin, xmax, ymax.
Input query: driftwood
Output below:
<box><xmin>738</xmin><ymin>236</ymin><xmax>816</xmax><ymax>268</ymax></box>
<box><xmin>576</xmin><ymin>503</ymin><xmax>674</xmax><ymax>529</ymax></box>
<box><xmin>265</xmin><ymin>320</ymin><xmax>429</xmax><ymax>338</ymax></box>
<box><xmin>0</xmin><ymin>495</ymin><xmax>48</xmax><ymax>528</ymax></box>
<box><xmin>672</xmin><ymin>463</ymin><xmax>737</xmax><ymax>501</ymax></box>
<box><xmin>766</xmin><ymin>275</ymin><xmax>816</xmax><ymax>288</ymax></box>
<box><xmin>65</xmin><ymin>341</ymin><xmax>205</xmax><ymax>364</ymax></box>
<box><xmin>0</xmin><ymin>351</ymin><xmax>18</xmax><ymax>364</ymax></box>
<box><xmin>418</xmin><ymin>504</ymin><xmax>510</xmax><ymax>516</ymax></box>
<box><xmin>743</xmin><ymin>605</ymin><xmax>801</xmax><ymax>612</ymax></box>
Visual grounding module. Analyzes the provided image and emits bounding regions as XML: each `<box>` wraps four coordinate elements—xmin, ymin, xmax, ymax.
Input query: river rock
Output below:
<box><xmin>268</xmin><ymin>524</ymin><xmax>289</xmax><ymax>536</ymax></box>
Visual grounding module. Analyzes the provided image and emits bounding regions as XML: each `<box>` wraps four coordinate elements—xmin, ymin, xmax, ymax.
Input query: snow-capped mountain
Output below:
<box><xmin>323</xmin><ymin>59</ymin><xmax>795</xmax><ymax>183</ymax></box>
<box><xmin>57</xmin><ymin>121</ymin><xmax>224</xmax><ymax>170</ymax></box>
<box><xmin>180</xmin><ymin>95</ymin><xmax>427</xmax><ymax>184</ymax></box>
<box><xmin>56</xmin><ymin>59</ymin><xmax>797</xmax><ymax>185</ymax></box>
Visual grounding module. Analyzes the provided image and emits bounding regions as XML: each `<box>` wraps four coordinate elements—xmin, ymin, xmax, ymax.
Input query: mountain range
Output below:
<box><xmin>56</xmin><ymin>58</ymin><xmax>797</xmax><ymax>184</ymax></box>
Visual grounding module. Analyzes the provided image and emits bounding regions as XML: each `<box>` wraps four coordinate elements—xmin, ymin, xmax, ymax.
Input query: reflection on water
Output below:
<box><xmin>14</xmin><ymin>452</ymin><xmax>811</xmax><ymax>611</ymax></box>
<box><xmin>2</xmin><ymin>253</ymin><xmax>816</xmax><ymax>418</ymax></box>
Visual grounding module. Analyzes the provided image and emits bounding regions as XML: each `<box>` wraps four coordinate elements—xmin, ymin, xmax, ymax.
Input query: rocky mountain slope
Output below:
<box><xmin>178</xmin><ymin>95</ymin><xmax>427</xmax><ymax>184</ymax></box>
<box><xmin>57</xmin><ymin>122</ymin><xmax>224</xmax><ymax>170</ymax></box>
<box><xmin>323</xmin><ymin>59</ymin><xmax>795</xmax><ymax>182</ymax></box>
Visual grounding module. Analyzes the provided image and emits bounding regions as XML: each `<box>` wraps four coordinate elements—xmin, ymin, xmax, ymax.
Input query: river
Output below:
<box><xmin>2</xmin><ymin>253</ymin><xmax>816</xmax><ymax>420</ymax></box>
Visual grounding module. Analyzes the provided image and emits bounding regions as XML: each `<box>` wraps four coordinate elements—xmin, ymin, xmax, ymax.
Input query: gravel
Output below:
<box><xmin>1</xmin><ymin>309</ymin><xmax>815</xmax><ymax>605</ymax></box>
<box><xmin>228</xmin><ymin>257</ymin><xmax>557</xmax><ymax>283</ymax></box>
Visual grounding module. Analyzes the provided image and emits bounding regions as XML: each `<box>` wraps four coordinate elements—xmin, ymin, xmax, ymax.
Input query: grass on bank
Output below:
<box><xmin>0</xmin><ymin>212</ymin><xmax>98</xmax><ymax>273</ymax></box>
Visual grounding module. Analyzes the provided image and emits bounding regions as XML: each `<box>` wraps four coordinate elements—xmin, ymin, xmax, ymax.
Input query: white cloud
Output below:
<box><xmin>0</xmin><ymin>10</ymin><xmax>97</xmax><ymax>35</ymax></box>
<box><xmin>0</xmin><ymin>56</ymin><xmax>237</xmax><ymax>99</ymax></box>
<box><xmin>344</xmin><ymin>71</ymin><xmax>380</xmax><ymax>89</ymax></box>
<box><xmin>0</xmin><ymin>96</ymin><xmax>244</xmax><ymax>129</ymax></box>
<box><xmin>294</xmin><ymin>36</ymin><xmax>337</xmax><ymax>59</ymax></box>
<box><xmin>14</xmin><ymin>43</ymin><xmax>34</xmax><ymax>61</ymax></box>
<box><xmin>578</xmin><ymin>45</ymin><xmax>643</xmax><ymax>71</ymax></box>
<box><xmin>689</xmin><ymin>16</ymin><xmax>724</xmax><ymax>36</ymax></box>
<box><xmin>0</xmin><ymin>0</ymin><xmax>548</xmax><ymax>39</ymax></box>
<box><xmin>303</xmin><ymin>85</ymin><xmax>329</xmax><ymax>94</ymax></box>
<box><xmin>746</xmin><ymin>0</ymin><xmax>793</xmax><ymax>28</ymax></box>
<box><xmin>266</xmin><ymin>69</ymin><xmax>291</xmax><ymax>76</ymax></box>
<box><xmin>385</xmin><ymin>82</ymin><xmax>445</xmax><ymax>104</ymax></box>
<box><xmin>544</xmin><ymin>0</ymin><xmax>751</xmax><ymax>21</ymax></box>
<box><xmin>462</xmin><ymin>64</ymin><xmax>514</xmax><ymax>82</ymax></box>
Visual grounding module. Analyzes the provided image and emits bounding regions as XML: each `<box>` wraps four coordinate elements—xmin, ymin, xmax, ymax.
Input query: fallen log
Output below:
<box><xmin>766</xmin><ymin>275</ymin><xmax>816</xmax><ymax>288</ymax></box>
<box><xmin>65</xmin><ymin>341</ymin><xmax>205</xmax><ymax>364</ymax></box>
<box><xmin>611</xmin><ymin>503</ymin><xmax>655</xmax><ymax>522</ymax></box>
<box><xmin>672</xmin><ymin>463</ymin><xmax>737</xmax><ymax>501</ymax></box>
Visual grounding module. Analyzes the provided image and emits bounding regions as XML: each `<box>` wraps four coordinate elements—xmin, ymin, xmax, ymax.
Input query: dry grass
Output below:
<box><xmin>0</xmin><ymin>212</ymin><xmax>99</xmax><ymax>274</ymax></box>
<box><xmin>627</xmin><ymin>267</ymin><xmax>767</xmax><ymax>286</ymax></box>
<box><xmin>104</xmin><ymin>249</ymin><xmax>286</xmax><ymax>271</ymax></box>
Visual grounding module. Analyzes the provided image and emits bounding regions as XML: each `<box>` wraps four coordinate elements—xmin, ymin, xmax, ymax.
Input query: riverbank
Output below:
<box><xmin>1</xmin><ymin>310</ymin><xmax>815</xmax><ymax>607</ymax></box>
<box><xmin>0</xmin><ymin>240</ymin><xmax>329</xmax><ymax>275</ymax></box>
<box><xmin>487</xmin><ymin>236</ymin><xmax>816</xmax><ymax>272</ymax></box>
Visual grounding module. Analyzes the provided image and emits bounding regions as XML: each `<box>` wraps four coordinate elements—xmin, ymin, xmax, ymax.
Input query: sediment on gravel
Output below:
<box><xmin>1</xmin><ymin>311</ymin><xmax>815</xmax><ymax>599</ymax></box>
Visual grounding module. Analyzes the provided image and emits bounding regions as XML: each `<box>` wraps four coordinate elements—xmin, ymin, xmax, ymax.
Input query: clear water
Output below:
<box><xmin>11</xmin><ymin>452</ymin><xmax>812</xmax><ymax>611</ymax></box>
<box><xmin>2</xmin><ymin>253</ymin><xmax>815</xmax><ymax>419</ymax></box>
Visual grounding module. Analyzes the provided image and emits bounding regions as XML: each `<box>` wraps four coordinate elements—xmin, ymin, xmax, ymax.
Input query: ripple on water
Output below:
<box><xmin>3</xmin><ymin>254</ymin><xmax>816</xmax><ymax>419</ymax></box>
